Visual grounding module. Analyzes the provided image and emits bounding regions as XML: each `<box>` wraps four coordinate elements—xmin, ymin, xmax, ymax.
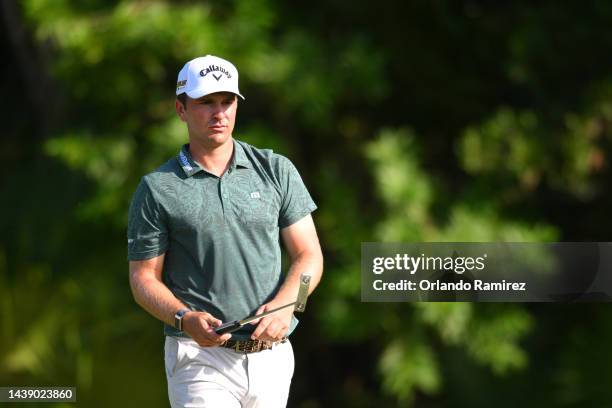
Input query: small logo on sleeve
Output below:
<box><xmin>250</xmin><ymin>192</ymin><xmax>260</xmax><ymax>199</ymax></box>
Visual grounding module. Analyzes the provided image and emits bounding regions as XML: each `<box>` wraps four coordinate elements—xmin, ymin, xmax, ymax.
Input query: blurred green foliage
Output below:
<box><xmin>1</xmin><ymin>0</ymin><xmax>612</xmax><ymax>407</ymax></box>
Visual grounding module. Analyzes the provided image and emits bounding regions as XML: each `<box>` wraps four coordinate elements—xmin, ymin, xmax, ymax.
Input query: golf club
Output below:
<box><xmin>214</xmin><ymin>274</ymin><xmax>312</xmax><ymax>335</ymax></box>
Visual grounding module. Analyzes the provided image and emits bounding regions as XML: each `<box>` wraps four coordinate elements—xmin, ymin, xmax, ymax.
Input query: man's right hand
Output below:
<box><xmin>182</xmin><ymin>311</ymin><xmax>232</xmax><ymax>347</ymax></box>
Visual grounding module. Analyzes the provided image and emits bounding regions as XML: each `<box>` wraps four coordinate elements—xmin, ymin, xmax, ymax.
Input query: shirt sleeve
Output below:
<box><xmin>127</xmin><ymin>178</ymin><xmax>168</xmax><ymax>260</ymax></box>
<box><xmin>277</xmin><ymin>156</ymin><xmax>318</xmax><ymax>228</ymax></box>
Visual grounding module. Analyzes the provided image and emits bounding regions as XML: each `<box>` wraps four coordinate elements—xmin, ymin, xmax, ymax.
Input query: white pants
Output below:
<box><xmin>164</xmin><ymin>336</ymin><xmax>294</xmax><ymax>408</ymax></box>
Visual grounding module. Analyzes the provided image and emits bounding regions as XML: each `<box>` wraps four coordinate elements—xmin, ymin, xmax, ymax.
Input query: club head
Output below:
<box><xmin>295</xmin><ymin>274</ymin><xmax>311</xmax><ymax>312</ymax></box>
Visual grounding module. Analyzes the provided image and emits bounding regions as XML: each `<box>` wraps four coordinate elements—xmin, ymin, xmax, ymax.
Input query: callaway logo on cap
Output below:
<box><xmin>176</xmin><ymin>55</ymin><xmax>245</xmax><ymax>100</ymax></box>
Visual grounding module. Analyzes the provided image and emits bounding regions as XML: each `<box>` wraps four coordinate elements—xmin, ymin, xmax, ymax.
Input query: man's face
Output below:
<box><xmin>176</xmin><ymin>92</ymin><xmax>238</xmax><ymax>148</ymax></box>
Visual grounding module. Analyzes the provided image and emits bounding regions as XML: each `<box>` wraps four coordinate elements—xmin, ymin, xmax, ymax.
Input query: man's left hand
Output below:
<box><xmin>250</xmin><ymin>300</ymin><xmax>294</xmax><ymax>342</ymax></box>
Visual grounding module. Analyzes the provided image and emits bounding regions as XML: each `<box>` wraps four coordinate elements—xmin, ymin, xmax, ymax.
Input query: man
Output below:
<box><xmin>127</xmin><ymin>55</ymin><xmax>323</xmax><ymax>407</ymax></box>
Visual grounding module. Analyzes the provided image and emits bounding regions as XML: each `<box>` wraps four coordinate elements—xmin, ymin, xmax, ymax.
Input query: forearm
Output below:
<box><xmin>130</xmin><ymin>274</ymin><xmax>187</xmax><ymax>327</ymax></box>
<box><xmin>130</xmin><ymin>272</ymin><xmax>231</xmax><ymax>346</ymax></box>
<box><xmin>275</xmin><ymin>247</ymin><xmax>323</xmax><ymax>304</ymax></box>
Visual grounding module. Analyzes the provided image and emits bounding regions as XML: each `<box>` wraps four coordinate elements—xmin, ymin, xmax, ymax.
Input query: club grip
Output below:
<box><xmin>214</xmin><ymin>320</ymin><xmax>241</xmax><ymax>335</ymax></box>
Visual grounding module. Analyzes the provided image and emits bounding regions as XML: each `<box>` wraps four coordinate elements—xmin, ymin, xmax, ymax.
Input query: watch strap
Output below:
<box><xmin>174</xmin><ymin>308</ymin><xmax>191</xmax><ymax>331</ymax></box>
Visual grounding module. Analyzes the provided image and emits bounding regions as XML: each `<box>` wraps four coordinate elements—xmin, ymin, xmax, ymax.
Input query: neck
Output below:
<box><xmin>188</xmin><ymin>137</ymin><xmax>234</xmax><ymax>177</ymax></box>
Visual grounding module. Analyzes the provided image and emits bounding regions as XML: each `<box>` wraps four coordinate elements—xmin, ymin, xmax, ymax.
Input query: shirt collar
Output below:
<box><xmin>177</xmin><ymin>144</ymin><xmax>202</xmax><ymax>177</ymax></box>
<box><xmin>177</xmin><ymin>140</ymin><xmax>250</xmax><ymax>178</ymax></box>
<box><xmin>232</xmin><ymin>140</ymin><xmax>251</xmax><ymax>170</ymax></box>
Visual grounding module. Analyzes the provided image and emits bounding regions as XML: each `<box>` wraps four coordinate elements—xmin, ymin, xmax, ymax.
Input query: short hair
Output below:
<box><xmin>177</xmin><ymin>92</ymin><xmax>187</xmax><ymax>108</ymax></box>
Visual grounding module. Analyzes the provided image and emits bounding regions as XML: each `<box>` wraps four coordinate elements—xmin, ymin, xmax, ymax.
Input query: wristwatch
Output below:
<box><xmin>174</xmin><ymin>308</ymin><xmax>191</xmax><ymax>331</ymax></box>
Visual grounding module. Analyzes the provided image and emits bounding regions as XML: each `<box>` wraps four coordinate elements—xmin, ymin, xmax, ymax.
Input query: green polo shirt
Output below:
<box><xmin>127</xmin><ymin>139</ymin><xmax>317</xmax><ymax>340</ymax></box>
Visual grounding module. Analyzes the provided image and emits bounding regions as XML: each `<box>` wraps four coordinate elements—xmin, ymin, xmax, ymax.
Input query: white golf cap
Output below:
<box><xmin>175</xmin><ymin>55</ymin><xmax>245</xmax><ymax>100</ymax></box>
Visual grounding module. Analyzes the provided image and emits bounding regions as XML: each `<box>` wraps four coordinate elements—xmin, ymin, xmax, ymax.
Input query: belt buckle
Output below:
<box><xmin>226</xmin><ymin>339</ymin><xmax>277</xmax><ymax>354</ymax></box>
<box><xmin>234</xmin><ymin>340</ymin><xmax>256</xmax><ymax>353</ymax></box>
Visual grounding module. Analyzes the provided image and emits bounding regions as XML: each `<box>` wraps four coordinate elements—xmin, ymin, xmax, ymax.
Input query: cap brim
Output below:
<box><xmin>185</xmin><ymin>88</ymin><xmax>245</xmax><ymax>100</ymax></box>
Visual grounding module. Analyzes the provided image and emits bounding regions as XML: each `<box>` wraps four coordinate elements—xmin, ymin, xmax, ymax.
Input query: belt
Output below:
<box><xmin>221</xmin><ymin>338</ymin><xmax>286</xmax><ymax>354</ymax></box>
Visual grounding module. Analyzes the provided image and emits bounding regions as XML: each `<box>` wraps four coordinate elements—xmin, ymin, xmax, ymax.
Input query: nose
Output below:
<box><xmin>211</xmin><ymin>103</ymin><xmax>226</xmax><ymax>119</ymax></box>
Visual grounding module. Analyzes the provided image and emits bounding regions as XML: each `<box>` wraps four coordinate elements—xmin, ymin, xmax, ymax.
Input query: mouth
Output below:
<box><xmin>209</xmin><ymin>124</ymin><xmax>227</xmax><ymax>130</ymax></box>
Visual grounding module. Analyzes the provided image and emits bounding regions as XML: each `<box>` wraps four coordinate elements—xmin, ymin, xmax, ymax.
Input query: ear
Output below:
<box><xmin>175</xmin><ymin>99</ymin><xmax>187</xmax><ymax>122</ymax></box>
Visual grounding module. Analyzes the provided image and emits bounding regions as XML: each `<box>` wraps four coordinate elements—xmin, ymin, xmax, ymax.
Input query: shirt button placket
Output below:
<box><xmin>220</xmin><ymin>175</ymin><xmax>229</xmax><ymax>218</ymax></box>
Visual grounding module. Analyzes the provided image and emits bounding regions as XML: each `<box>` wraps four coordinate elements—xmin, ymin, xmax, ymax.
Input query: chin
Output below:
<box><xmin>206</xmin><ymin>133</ymin><xmax>231</xmax><ymax>145</ymax></box>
